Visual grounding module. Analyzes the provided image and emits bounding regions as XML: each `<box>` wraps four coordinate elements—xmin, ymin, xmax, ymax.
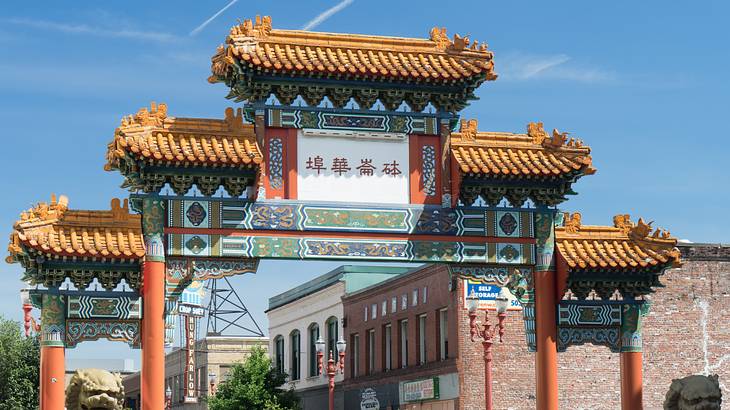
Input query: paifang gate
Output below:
<box><xmin>6</xmin><ymin>15</ymin><xmax>681</xmax><ymax>410</ymax></box>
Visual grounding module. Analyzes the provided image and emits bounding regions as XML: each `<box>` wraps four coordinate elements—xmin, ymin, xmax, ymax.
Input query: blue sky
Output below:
<box><xmin>1</xmin><ymin>0</ymin><xmax>728</xmax><ymax>368</ymax></box>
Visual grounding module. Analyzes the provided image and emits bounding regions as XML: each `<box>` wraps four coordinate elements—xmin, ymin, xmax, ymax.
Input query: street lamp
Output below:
<box><xmin>19</xmin><ymin>288</ymin><xmax>36</xmax><ymax>337</ymax></box>
<box><xmin>318</xmin><ymin>338</ymin><xmax>346</xmax><ymax>410</ymax></box>
<box><xmin>165</xmin><ymin>385</ymin><xmax>172</xmax><ymax>410</ymax></box>
<box><xmin>315</xmin><ymin>338</ymin><xmax>325</xmax><ymax>375</ymax></box>
<box><xmin>467</xmin><ymin>287</ymin><xmax>510</xmax><ymax>410</ymax></box>
<box><xmin>208</xmin><ymin>372</ymin><xmax>218</xmax><ymax>396</ymax></box>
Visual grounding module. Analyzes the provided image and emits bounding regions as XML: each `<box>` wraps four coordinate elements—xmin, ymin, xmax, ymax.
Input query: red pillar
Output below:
<box><xmin>142</xmin><ymin>259</ymin><xmax>165</xmax><ymax>410</ymax></box>
<box><xmin>535</xmin><ymin>270</ymin><xmax>559</xmax><ymax>410</ymax></box>
<box><xmin>620</xmin><ymin>352</ymin><xmax>643</xmax><ymax>410</ymax></box>
<box><xmin>40</xmin><ymin>345</ymin><xmax>65</xmax><ymax>410</ymax></box>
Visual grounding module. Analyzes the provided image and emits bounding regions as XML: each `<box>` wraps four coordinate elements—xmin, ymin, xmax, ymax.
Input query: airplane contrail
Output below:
<box><xmin>190</xmin><ymin>0</ymin><xmax>239</xmax><ymax>36</ymax></box>
<box><xmin>302</xmin><ymin>0</ymin><xmax>354</xmax><ymax>31</ymax></box>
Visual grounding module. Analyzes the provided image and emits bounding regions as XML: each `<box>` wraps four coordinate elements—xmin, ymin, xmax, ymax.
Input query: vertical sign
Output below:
<box><xmin>183</xmin><ymin>315</ymin><xmax>198</xmax><ymax>403</ymax></box>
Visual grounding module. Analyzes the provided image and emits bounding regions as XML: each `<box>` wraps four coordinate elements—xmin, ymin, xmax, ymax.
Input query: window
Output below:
<box><xmin>364</xmin><ymin>306</ymin><xmax>368</xmax><ymax>321</ymax></box>
<box><xmin>308</xmin><ymin>324</ymin><xmax>320</xmax><ymax>377</ymax></box>
<box><xmin>399</xmin><ymin>319</ymin><xmax>409</xmax><ymax>368</ymax></box>
<box><xmin>401</xmin><ymin>294</ymin><xmax>408</xmax><ymax>310</ymax></box>
<box><xmin>290</xmin><ymin>330</ymin><xmax>301</xmax><ymax>380</ymax></box>
<box><xmin>351</xmin><ymin>333</ymin><xmax>360</xmax><ymax>377</ymax></box>
<box><xmin>439</xmin><ymin>308</ymin><xmax>448</xmax><ymax>360</ymax></box>
<box><xmin>423</xmin><ymin>286</ymin><xmax>428</xmax><ymax>304</ymax></box>
<box><xmin>391</xmin><ymin>297</ymin><xmax>397</xmax><ymax>313</ymax></box>
<box><xmin>274</xmin><ymin>336</ymin><xmax>285</xmax><ymax>374</ymax></box>
<box><xmin>418</xmin><ymin>314</ymin><xmax>427</xmax><ymax>364</ymax></box>
<box><xmin>326</xmin><ymin>317</ymin><xmax>339</xmax><ymax>360</ymax></box>
<box><xmin>412</xmin><ymin>289</ymin><xmax>419</xmax><ymax>306</ymax></box>
<box><xmin>381</xmin><ymin>300</ymin><xmax>387</xmax><ymax>316</ymax></box>
<box><xmin>371</xmin><ymin>304</ymin><xmax>377</xmax><ymax>320</ymax></box>
<box><xmin>367</xmin><ymin>329</ymin><xmax>376</xmax><ymax>375</ymax></box>
<box><xmin>384</xmin><ymin>324</ymin><xmax>392</xmax><ymax>371</ymax></box>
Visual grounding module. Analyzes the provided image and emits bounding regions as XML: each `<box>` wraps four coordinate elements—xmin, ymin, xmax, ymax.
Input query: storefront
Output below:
<box><xmin>399</xmin><ymin>374</ymin><xmax>458</xmax><ymax>410</ymax></box>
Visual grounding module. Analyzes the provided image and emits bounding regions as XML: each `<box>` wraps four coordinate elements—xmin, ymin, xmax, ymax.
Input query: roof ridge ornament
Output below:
<box><xmin>19</xmin><ymin>194</ymin><xmax>69</xmax><ymax>224</ymax></box>
<box><xmin>232</xmin><ymin>15</ymin><xmax>272</xmax><ymax>38</ymax></box>
<box><xmin>563</xmin><ymin>212</ymin><xmax>582</xmax><ymax>234</ymax></box>
<box><xmin>430</xmin><ymin>27</ymin><xmax>488</xmax><ymax>53</ymax></box>
<box><xmin>122</xmin><ymin>102</ymin><xmax>168</xmax><ymax>127</ymax></box>
<box><xmin>224</xmin><ymin>107</ymin><xmax>246</xmax><ymax>132</ymax></box>
<box><xmin>527</xmin><ymin>122</ymin><xmax>547</xmax><ymax>145</ymax></box>
<box><xmin>458</xmin><ymin>118</ymin><xmax>478</xmax><ymax>141</ymax></box>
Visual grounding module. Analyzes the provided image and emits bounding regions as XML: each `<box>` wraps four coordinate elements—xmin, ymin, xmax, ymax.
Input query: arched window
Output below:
<box><xmin>326</xmin><ymin>316</ymin><xmax>339</xmax><ymax>360</ymax></box>
<box><xmin>290</xmin><ymin>330</ymin><xmax>301</xmax><ymax>380</ymax></box>
<box><xmin>273</xmin><ymin>336</ymin><xmax>285</xmax><ymax>374</ymax></box>
<box><xmin>308</xmin><ymin>323</ymin><xmax>320</xmax><ymax>377</ymax></box>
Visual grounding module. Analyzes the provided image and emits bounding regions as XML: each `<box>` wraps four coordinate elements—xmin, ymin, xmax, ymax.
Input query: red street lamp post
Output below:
<box><xmin>165</xmin><ymin>385</ymin><xmax>172</xmax><ymax>410</ymax></box>
<box><xmin>466</xmin><ymin>287</ymin><xmax>510</xmax><ymax>410</ymax></box>
<box><xmin>315</xmin><ymin>338</ymin><xmax>346</xmax><ymax>410</ymax></box>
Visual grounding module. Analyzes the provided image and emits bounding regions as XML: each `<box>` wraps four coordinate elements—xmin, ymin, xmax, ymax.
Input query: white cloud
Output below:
<box><xmin>4</xmin><ymin>17</ymin><xmax>178</xmax><ymax>43</ymax></box>
<box><xmin>190</xmin><ymin>0</ymin><xmax>239</xmax><ymax>37</ymax></box>
<box><xmin>302</xmin><ymin>0</ymin><xmax>354</xmax><ymax>31</ymax></box>
<box><xmin>498</xmin><ymin>52</ymin><xmax>615</xmax><ymax>84</ymax></box>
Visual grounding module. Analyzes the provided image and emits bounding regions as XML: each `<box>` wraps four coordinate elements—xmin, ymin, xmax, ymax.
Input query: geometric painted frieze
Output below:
<box><xmin>266</xmin><ymin>108</ymin><xmax>439</xmax><ymax>135</ymax></box>
<box><xmin>167</xmin><ymin>233</ymin><xmax>535</xmax><ymax>264</ymax></box>
<box><xmin>165</xmin><ymin>257</ymin><xmax>259</xmax><ymax>299</ymax></box>
<box><xmin>557</xmin><ymin>327</ymin><xmax>621</xmax><ymax>353</ymax></box>
<box><xmin>66</xmin><ymin>295</ymin><xmax>142</xmax><ymax>320</ymax></box>
<box><xmin>558</xmin><ymin>303</ymin><xmax>621</xmax><ymax>326</ymax></box>
<box><xmin>65</xmin><ymin>319</ymin><xmax>141</xmax><ymax>349</ymax></box>
<box><xmin>166</xmin><ymin>198</ymin><xmax>536</xmax><ymax>238</ymax></box>
<box><xmin>556</xmin><ymin>301</ymin><xmax>649</xmax><ymax>353</ymax></box>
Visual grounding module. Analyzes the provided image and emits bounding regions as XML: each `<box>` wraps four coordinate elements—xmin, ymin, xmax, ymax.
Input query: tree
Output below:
<box><xmin>0</xmin><ymin>316</ymin><xmax>40</xmax><ymax>410</ymax></box>
<box><xmin>207</xmin><ymin>345</ymin><xmax>300</xmax><ymax>410</ymax></box>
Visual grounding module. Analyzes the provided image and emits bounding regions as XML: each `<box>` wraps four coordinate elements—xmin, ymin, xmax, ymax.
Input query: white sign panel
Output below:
<box><xmin>463</xmin><ymin>280</ymin><xmax>522</xmax><ymax>311</ymax></box>
<box><xmin>297</xmin><ymin>132</ymin><xmax>410</xmax><ymax>204</ymax></box>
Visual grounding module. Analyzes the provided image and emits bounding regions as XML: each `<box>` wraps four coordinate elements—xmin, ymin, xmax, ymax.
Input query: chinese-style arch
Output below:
<box><xmin>6</xmin><ymin>15</ymin><xmax>681</xmax><ymax>410</ymax></box>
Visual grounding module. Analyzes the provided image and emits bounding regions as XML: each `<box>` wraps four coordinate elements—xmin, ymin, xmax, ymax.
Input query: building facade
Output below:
<box><xmin>123</xmin><ymin>336</ymin><xmax>268</xmax><ymax>409</ymax></box>
<box><xmin>342</xmin><ymin>264</ymin><xmax>459</xmax><ymax>410</ymax></box>
<box><xmin>267</xmin><ymin>265</ymin><xmax>412</xmax><ymax>410</ymax></box>
<box><xmin>339</xmin><ymin>243</ymin><xmax>729</xmax><ymax>410</ymax></box>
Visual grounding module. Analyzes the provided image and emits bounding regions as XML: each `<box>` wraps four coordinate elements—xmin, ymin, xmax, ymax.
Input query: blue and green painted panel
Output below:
<box><xmin>266</xmin><ymin>108</ymin><xmax>438</xmax><ymax>135</ymax></box>
<box><xmin>167</xmin><ymin>199</ymin><xmax>535</xmax><ymax>238</ymax></box>
<box><xmin>67</xmin><ymin>295</ymin><xmax>142</xmax><ymax>320</ymax></box>
<box><xmin>556</xmin><ymin>301</ymin><xmax>650</xmax><ymax>353</ymax></box>
<box><xmin>167</xmin><ymin>232</ymin><xmax>535</xmax><ymax>264</ymax></box>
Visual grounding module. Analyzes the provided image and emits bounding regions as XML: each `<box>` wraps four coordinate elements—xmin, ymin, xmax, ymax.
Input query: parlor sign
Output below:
<box><xmin>297</xmin><ymin>132</ymin><xmax>410</xmax><ymax>204</ymax></box>
<box><xmin>360</xmin><ymin>388</ymin><xmax>381</xmax><ymax>410</ymax></box>
<box><xmin>402</xmin><ymin>377</ymin><xmax>440</xmax><ymax>402</ymax></box>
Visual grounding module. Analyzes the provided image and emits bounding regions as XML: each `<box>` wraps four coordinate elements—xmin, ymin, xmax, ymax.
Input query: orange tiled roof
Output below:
<box><xmin>104</xmin><ymin>103</ymin><xmax>263</xmax><ymax>172</ymax></box>
<box><xmin>451</xmin><ymin>120</ymin><xmax>596</xmax><ymax>178</ymax></box>
<box><xmin>556</xmin><ymin>213</ymin><xmax>681</xmax><ymax>272</ymax></box>
<box><xmin>210</xmin><ymin>16</ymin><xmax>496</xmax><ymax>84</ymax></box>
<box><xmin>7</xmin><ymin>195</ymin><xmax>144</xmax><ymax>261</ymax></box>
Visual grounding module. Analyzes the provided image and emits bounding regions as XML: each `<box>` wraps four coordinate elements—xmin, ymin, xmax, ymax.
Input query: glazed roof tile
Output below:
<box><xmin>451</xmin><ymin>120</ymin><xmax>596</xmax><ymax>178</ymax></box>
<box><xmin>105</xmin><ymin>103</ymin><xmax>263</xmax><ymax>171</ymax></box>
<box><xmin>7</xmin><ymin>195</ymin><xmax>144</xmax><ymax>261</ymax></box>
<box><xmin>210</xmin><ymin>16</ymin><xmax>496</xmax><ymax>84</ymax></box>
<box><xmin>556</xmin><ymin>213</ymin><xmax>681</xmax><ymax>272</ymax></box>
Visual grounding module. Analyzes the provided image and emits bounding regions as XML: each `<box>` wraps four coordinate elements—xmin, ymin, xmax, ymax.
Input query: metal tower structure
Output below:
<box><xmin>205</xmin><ymin>277</ymin><xmax>264</xmax><ymax>337</ymax></box>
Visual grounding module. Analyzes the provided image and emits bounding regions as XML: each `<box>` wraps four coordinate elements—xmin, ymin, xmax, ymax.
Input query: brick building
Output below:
<box><xmin>267</xmin><ymin>265</ymin><xmax>412</xmax><ymax>410</ymax></box>
<box><xmin>122</xmin><ymin>335</ymin><xmax>268</xmax><ymax>409</ymax></box>
<box><xmin>342</xmin><ymin>264</ymin><xmax>459</xmax><ymax>410</ymax></box>
<box><xmin>340</xmin><ymin>243</ymin><xmax>729</xmax><ymax>410</ymax></box>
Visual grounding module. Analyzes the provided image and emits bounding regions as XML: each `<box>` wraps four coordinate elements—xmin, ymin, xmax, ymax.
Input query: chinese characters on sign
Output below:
<box><xmin>305</xmin><ymin>156</ymin><xmax>402</xmax><ymax>177</ymax></box>
<box><xmin>297</xmin><ymin>133</ymin><xmax>409</xmax><ymax>204</ymax></box>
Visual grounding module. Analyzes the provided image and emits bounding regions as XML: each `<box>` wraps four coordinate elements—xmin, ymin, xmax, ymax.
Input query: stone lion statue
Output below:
<box><xmin>65</xmin><ymin>369</ymin><xmax>125</xmax><ymax>410</ymax></box>
<box><xmin>664</xmin><ymin>374</ymin><xmax>722</xmax><ymax>410</ymax></box>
